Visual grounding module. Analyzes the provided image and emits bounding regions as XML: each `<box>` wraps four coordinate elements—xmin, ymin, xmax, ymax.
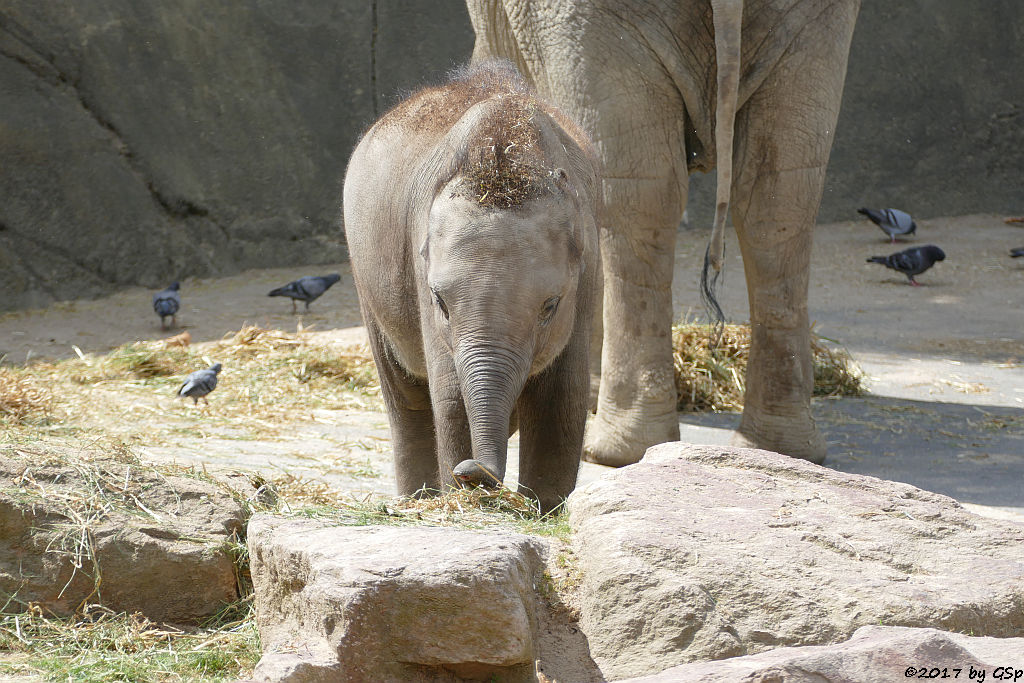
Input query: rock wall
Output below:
<box><xmin>2</xmin><ymin>2</ymin><xmax>1019</xmax><ymax>311</ymax></box>
<box><xmin>0</xmin><ymin>1</ymin><xmax>474</xmax><ymax>311</ymax></box>
<box><xmin>686</xmin><ymin>0</ymin><xmax>1024</xmax><ymax>227</ymax></box>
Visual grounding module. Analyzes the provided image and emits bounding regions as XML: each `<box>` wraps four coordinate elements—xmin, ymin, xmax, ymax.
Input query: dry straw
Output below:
<box><xmin>0</xmin><ymin>445</ymin><xmax>257</xmax><ymax>681</ymax></box>
<box><xmin>266</xmin><ymin>471</ymin><xmax>564</xmax><ymax>538</ymax></box>
<box><xmin>0</xmin><ymin>367</ymin><xmax>53</xmax><ymax>423</ymax></box>
<box><xmin>0</xmin><ymin>600</ymin><xmax>258</xmax><ymax>682</ymax></box>
<box><xmin>672</xmin><ymin>321</ymin><xmax>865</xmax><ymax>413</ymax></box>
<box><xmin>5</xmin><ymin>322</ymin><xmax>862</xmax><ymax>441</ymax></box>
<box><xmin>6</xmin><ymin>325</ymin><xmax>382</xmax><ymax>442</ymax></box>
<box><xmin>464</xmin><ymin>95</ymin><xmax>547</xmax><ymax>209</ymax></box>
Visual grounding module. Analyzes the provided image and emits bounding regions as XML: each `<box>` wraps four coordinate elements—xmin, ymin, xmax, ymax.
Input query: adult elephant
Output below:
<box><xmin>466</xmin><ymin>0</ymin><xmax>860</xmax><ymax>466</ymax></box>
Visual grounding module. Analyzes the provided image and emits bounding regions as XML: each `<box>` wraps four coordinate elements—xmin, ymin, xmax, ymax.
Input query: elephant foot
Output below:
<box><xmin>452</xmin><ymin>459</ymin><xmax>503</xmax><ymax>488</ymax></box>
<box><xmin>583</xmin><ymin>408</ymin><xmax>680</xmax><ymax>468</ymax></box>
<box><xmin>732</xmin><ymin>410</ymin><xmax>826</xmax><ymax>465</ymax></box>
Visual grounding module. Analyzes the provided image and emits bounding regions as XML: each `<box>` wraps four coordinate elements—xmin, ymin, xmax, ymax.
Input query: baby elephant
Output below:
<box><xmin>343</xmin><ymin>60</ymin><xmax>600</xmax><ymax>512</ymax></box>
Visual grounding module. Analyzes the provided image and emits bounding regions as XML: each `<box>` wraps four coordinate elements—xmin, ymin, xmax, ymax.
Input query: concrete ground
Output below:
<box><xmin>671</xmin><ymin>213</ymin><xmax>1024</xmax><ymax>519</ymax></box>
<box><xmin>2</xmin><ymin>214</ymin><xmax>1022</xmax><ymax>519</ymax></box>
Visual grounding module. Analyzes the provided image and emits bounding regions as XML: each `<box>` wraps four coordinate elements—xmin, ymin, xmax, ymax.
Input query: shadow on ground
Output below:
<box><xmin>678</xmin><ymin>395</ymin><xmax>1024</xmax><ymax>509</ymax></box>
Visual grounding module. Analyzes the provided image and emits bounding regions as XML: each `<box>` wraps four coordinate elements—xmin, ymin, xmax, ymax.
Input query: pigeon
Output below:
<box><xmin>1011</xmin><ymin>248</ymin><xmax>1024</xmax><ymax>258</ymax></box>
<box><xmin>177</xmin><ymin>362</ymin><xmax>222</xmax><ymax>405</ymax></box>
<box><xmin>866</xmin><ymin>245</ymin><xmax>946</xmax><ymax>286</ymax></box>
<box><xmin>152</xmin><ymin>282</ymin><xmax>181</xmax><ymax>330</ymax></box>
<box><xmin>268</xmin><ymin>274</ymin><xmax>341</xmax><ymax>313</ymax></box>
<box><xmin>857</xmin><ymin>207</ymin><xmax>917</xmax><ymax>243</ymax></box>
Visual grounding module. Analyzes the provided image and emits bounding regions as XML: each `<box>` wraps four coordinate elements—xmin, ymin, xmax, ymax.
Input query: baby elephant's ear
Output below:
<box><xmin>553</xmin><ymin>167</ymin><xmax>572</xmax><ymax>192</ymax></box>
<box><xmin>553</xmin><ymin>166</ymin><xmax>583</xmax><ymax>212</ymax></box>
<box><xmin>553</xmin><ymin>168</ymin><xmax>585</xmax><ymax>266</ymax></box>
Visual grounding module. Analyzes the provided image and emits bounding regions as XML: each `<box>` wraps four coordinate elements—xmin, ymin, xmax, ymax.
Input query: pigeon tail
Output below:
<box><xmin>267</xmin><ymin>283</ymin><xmax>304</xmax><ymax>299</ymax></box>
<box><xmin>154</xmin><ymin>299</ymin><xmax>178</xmax><ymax>317</ymax></box>
<box><xmin>857</xmin><ymin>207</ymin><xmax>885</xmax><ymax>224</ymax></box>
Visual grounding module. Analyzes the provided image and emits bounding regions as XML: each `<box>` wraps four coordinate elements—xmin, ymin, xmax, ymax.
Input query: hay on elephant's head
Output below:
<box><xmin>672</xmin><ymin>322</ymin><xmax>865</xmax><ymax>412</ymax></box>
<box><xmin>394</xmin><ymin>60</ymin><xmax>565</xmax><ymax>210</ymax></box>
<box><xmin>464</xmin><ymin>95</ymin><xmax>552</xmax><ymax>209</ymax></box>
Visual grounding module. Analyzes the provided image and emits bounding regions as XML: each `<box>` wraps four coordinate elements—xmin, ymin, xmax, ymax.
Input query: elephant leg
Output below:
<box><xmin>727</xmin><ymin>12</ymin><xmax>855</xmax><ymax>464</ymax></box>
<box><xmin>362</xmin><ymin>316</ymin><xmax>439</xmax><ymax>495</ymax></box>
<box><xmin>584</xmin><ymin>175</ymin><xmax>685</xmax><ymax>467</ymax></box>
<box><xmin>517</xmin><ymin>335</ymin><xmax>589</xmax><ymax>512</ymax></box>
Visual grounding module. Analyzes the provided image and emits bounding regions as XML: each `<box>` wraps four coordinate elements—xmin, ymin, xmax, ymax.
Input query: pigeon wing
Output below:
<box><xmin>885</xmin><ymin>209</ymin><xmax>915</xmax><ymax>234</ymax></box>
<box><xmin>178</xmin><ymin>369</ymin><xmax>217</xmax><ymax>397</ymax></box>
<box><xmin>888</xmin><ymin>250</ymin><xmax>919</xmax><ymax>274</ymax></box>
<box><xmin>153</xmin><ymin>292</ymin><xmax>180</xmax><ymax>317</ymax></box>
<box><xmin>299</xmin><ymin>277</ymin><xmax>327</xmax><ymax>300</ymax></box>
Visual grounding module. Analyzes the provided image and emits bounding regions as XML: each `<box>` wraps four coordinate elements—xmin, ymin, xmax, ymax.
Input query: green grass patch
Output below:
<box><xmin>0</xmin><ymin>600</ymin><xmax>259</xmax><ymax>683</ymax></box>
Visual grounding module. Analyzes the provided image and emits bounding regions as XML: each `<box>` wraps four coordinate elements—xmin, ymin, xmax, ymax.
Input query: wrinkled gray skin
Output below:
<box><xmin>343</xmin><ymin>65</ymin><xmax>600</xmax><ymax>512</ymax></box>
<box><xmin>468</xmin><ymin>0</ymin><xmax>861</xmax><ymax>466</ymax></box>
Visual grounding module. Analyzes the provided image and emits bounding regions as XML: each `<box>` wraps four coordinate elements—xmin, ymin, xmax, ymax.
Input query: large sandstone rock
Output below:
<box><xmin>568</xmin><ymin>443</ymin><xmax>1024</xmax><ymax>680</ymax></box>
<box><xmin>0</xmin><ymin>452</ymin><xmax>245</xmax><ymax>623</ymax></box>
<box><xmin>622</xmin><ymin>625</ymin><xmax>1024</xmax><ymax>682</ymax></box>
<box><xmin>248</xmin><ymin>515</ymin><xmax>548</xmax><ymax>682</ymax></box>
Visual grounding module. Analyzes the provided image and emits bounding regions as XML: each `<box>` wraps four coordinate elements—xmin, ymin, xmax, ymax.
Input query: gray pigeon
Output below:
<box><xmin>857</xmin><ymin>207</ymin><xmax>917</xmax><ymax>243</ymax></box>
<box><xmin>177</xmin><ymin>362</ymin><xmax>221</xmax><ymax>405</ymax></box>
<box><xmin>268</xmin><ymin>274</ymin><xmax>341</xmax><ymax>313</ymax></box>
<box><xmin>867</xmin><ymin>245</ymin><xmax>945</xmax><ymax>286</ymax></box>
<box><xmin>1011</xmin><ymin>248</ymin><xmax>1024</xmax><ymax>258</ymax></box>
<box><xmin>152</xmin><ymin>282</ymin><xmax>180</xmax><ymax>330</ymax></box>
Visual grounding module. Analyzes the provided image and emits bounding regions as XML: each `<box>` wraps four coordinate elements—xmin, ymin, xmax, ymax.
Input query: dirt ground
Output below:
<box><xmin>2</xmin><ymin>213</ymin><xmax>1023</xmax><ymax>520</ymax></box>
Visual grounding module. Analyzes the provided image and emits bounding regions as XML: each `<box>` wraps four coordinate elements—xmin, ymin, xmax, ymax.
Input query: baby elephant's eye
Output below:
<box><xmin>539</xmin><ymin>296</ymin><xmax>561</xmax><ymax>325</ymax></box>
<box><xmin>432</xmin><ymin>289</ymin><xmax>449</xmax><ymax>321</ymax></box>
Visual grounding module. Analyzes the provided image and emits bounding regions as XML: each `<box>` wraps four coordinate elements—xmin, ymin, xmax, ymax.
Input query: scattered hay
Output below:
<box><xmin>0</xmin><ymin>367</ymin><xmax>54</xmax><ymax>423</ymax></box>
<box><xmin>391</xmin><ymin>485</ymin><xmax>544</xmax><ymax>522</ymax></box>
<box><xmin>1</xmin><ymin>444</ymin><xmax>249</xmax><ymax>611</ymax></box>
<box><xmin>0</xmin><ymin>445</ymin><xmax>257</xmax><ymax>681</ymax></box>
<box><xmin>672</xmin><ymin>322</ymin><xmax>865</xmax><ymax>412</ymax></box>
<box><xmin>7</xmin><ymin>321</ymin><xmax>865</xmax><ymax>447</ymax></box>
<box><xmin>811</xmin><ymin>335</ymin><xmax>869</xmax><ymax>398</ymax></box>
<box><xmin>7</xmin><ymin>326</ymin><xmax>383</xmax><ymax>443</ymax></box>
<box><xmin>937</xmin><ymin>378</ymin><xmax>991</xmax><ymax>394</ymax></box>
<box><xmin>95</xmin><ymin>343</ymin><xmax>194</xmax><ymax>380</ymax></box>
<box><xmin>161</xmin><ymin>330</ymin><xmax>192</xmax><ymax>348</ymax></box>
<box><xmin>266</xmin><ymin>472</ymin><xmax>567</xmax><ymax>538</ymax></box>
<box><xmin>0</xmin><ymin>601</ymin><xmax>258</xmax><ymax>682</ymax></box>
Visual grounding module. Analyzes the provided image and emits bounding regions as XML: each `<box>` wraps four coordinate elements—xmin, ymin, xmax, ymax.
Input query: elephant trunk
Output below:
<box><xmin>452</xmin><ymin>343</ymin><xmax>531</xmax><ymax>487</ymax></box>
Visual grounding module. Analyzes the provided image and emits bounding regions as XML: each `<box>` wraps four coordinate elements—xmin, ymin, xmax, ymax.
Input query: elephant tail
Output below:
<box><xmin>702</xmin><ymin>0</ymin><xmax>743</xmax><ymax>325</ymax></box>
